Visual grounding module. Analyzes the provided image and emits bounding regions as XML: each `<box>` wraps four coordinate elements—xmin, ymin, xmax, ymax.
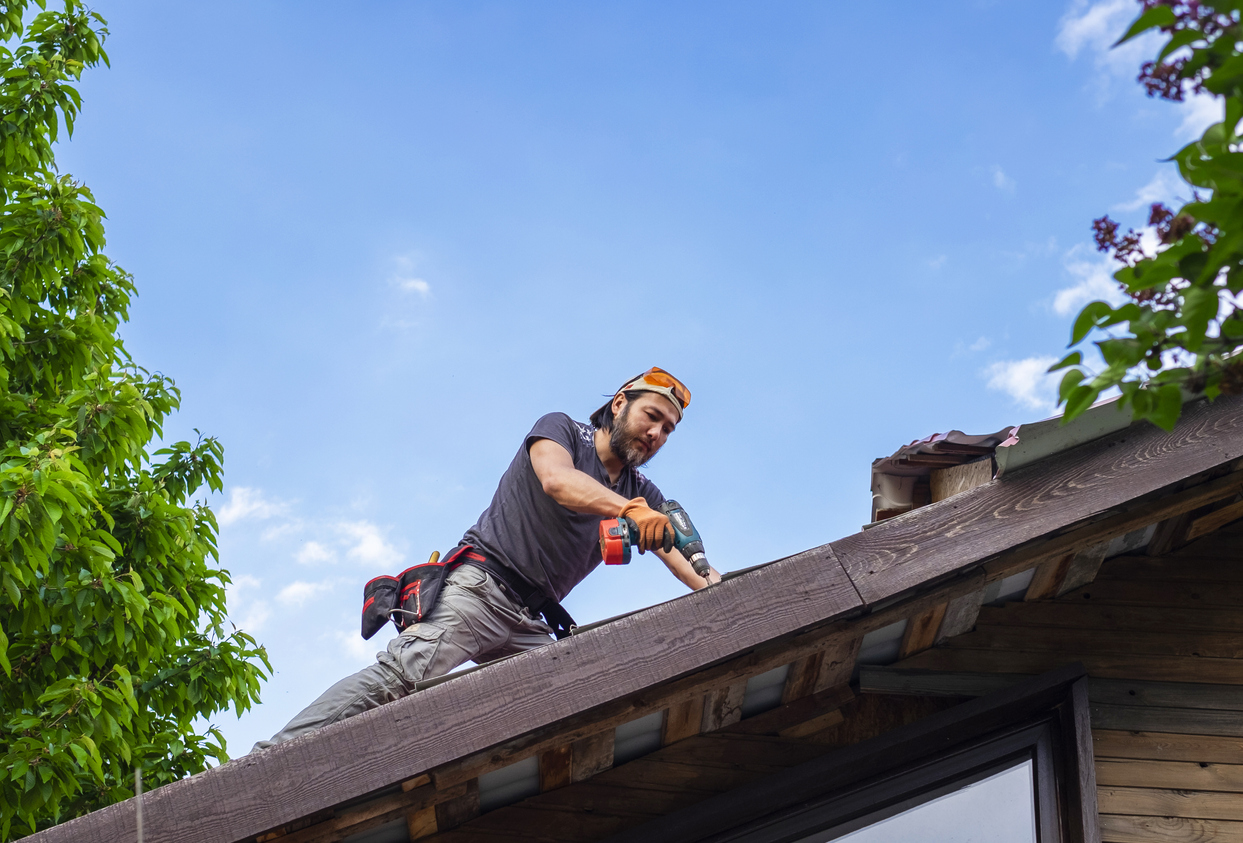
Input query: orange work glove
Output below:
<box><xmin>618</xmin><ymin>497</ymin><xmax>674</xmax><ymax>554</ymax></box>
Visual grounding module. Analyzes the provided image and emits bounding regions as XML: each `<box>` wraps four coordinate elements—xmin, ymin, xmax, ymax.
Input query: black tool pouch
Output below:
<box><xmin>390</xmin><ymin>546</ymin><xmax>482</xmax><ymax>632</ymax></box>
<box><xmin>361</xmin><ymin>575</ymin><xmax>399</xmax><ymax>640</ymax></box>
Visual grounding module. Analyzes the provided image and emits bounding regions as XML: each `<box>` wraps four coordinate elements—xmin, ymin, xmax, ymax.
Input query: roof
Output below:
<box><xmin>28</xmin><ymin>394</ymin><xmax>1243</xmax><ymax>843</ymax></box>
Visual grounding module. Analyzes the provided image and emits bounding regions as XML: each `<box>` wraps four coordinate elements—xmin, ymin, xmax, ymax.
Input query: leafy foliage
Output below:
<box><xmin>0</xmin><ymin>1</ymin><xmax>268</xmax><ymax>836</ymax></box>
<box><xmin>1052</xmin><ymin>0</ymin><xmax>1243</xmax><ymax>430</ymax></box>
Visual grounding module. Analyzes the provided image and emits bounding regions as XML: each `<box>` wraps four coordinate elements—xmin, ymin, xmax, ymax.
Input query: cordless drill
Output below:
<box><xmin>599</xmin><ymin>499</ymin><xmax>712</xmax><ymax>579</ymax></box>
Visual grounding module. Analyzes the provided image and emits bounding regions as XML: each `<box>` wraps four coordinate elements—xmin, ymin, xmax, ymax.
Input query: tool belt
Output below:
<box><xmin>359</xmin><ymin>545</ymin><xmax>577</xmax><ymax>641</ymax></box>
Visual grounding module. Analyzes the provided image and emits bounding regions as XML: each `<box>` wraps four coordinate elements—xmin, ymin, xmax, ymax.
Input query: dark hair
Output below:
<box><xmin>589</xmin><ymin>390</ymin><xmax>643</xmax><ymax>431</ymax></box>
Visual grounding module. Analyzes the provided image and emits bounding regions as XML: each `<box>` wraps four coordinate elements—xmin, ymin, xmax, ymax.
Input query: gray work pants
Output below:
<box><xmin>252</xmin><ymin>564</ymin><xmax>554</xmax><ymax>751</ymax></box>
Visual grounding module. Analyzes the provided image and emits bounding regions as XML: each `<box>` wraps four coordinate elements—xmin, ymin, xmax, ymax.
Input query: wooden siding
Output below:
<box><xmin>893</xmin><ymin>521</ymin><xmax>1243</xmax><ymax>843</ymax></box>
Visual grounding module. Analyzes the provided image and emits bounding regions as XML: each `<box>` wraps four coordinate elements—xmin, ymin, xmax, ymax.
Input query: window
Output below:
<box><xmin>618</xmin><ymin>664</ymin><xmax>1098</xmax><ymax>843</ymax></box>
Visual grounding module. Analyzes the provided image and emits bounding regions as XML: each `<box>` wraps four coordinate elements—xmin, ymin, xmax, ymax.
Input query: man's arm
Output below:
<box><xmin>654</xmin><ymin>546</ymin><xmax>722</xmax><ymax>590</ymax></box>
<box><xmin>530</xmin><ymin>438</ymin><xmax>721</xmax><ymax>591</ymax></box>
<box><xmin>530</xmin><ymin>438</ymin><xmax>631</xmax><ymax>516</ymax></box>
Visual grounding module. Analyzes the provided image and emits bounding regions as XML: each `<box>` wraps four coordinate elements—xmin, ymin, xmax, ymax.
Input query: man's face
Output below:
<box><xmin>610</xmin><ymin>391</ymin><xmax>679</xmax><ymax>469</ymax></box>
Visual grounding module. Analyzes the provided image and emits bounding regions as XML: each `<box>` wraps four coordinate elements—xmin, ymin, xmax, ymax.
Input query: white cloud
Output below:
<box><xmin>1176</xmin><ymin>93</ymin><xmax>1221</xmax><ymax>141</ymax></box>
<box><xmin>983</xmin><ymin>356</ymin><xmax>1061</xmax><ymax>412</ymax></box>
<box><xmin>277</xmin><ymin>579</ymin><xmax>336</xmax><ymax>607</ymax></box>
<box><xmin>1112</xmin><ymin>168</ymin><xmax>1184</xmax><ymax>213</ymax></box>
<box><xmin>296</xmin><ymin>540</ymin><xmax>336</xmax><ymax>565</ymax></box>
<box><xmin>338</xmin><ymin>520</ymin><xmax>404</xmax><ymax>568</ymax></box>
<box><xmin>397</xmin><ymin>277</ymin><xmax>431</xmax><ymax>296</ymax></box>
<box><xmin>991</xmin><ymin>165</ymin><xmax>1015</xmax><ymax>192</ymax></box>
<box><xmin>1053</xmin><ymin>244</ymin><xmax>1133</xmax><ymax>317</ymax></box>
<box><xmin>970</xmin><ymin>337</ymin><xmax>991</xmax><ymax>352</ymax></box>
<box><xmin>1055</xmin><ymin>0</ymin><xmax>1132</xmax><ymax>60</ymax></box>
<box><xmin>234</xmin><ymin>600</ymin><xmax>271</xmax><ymax>633</ymax></box>
<box><xmin>225</xmin><ymin>573</ymin><xmax>271</xmax><ymax>633</ymax></box>
<box><xmin>928</xmin><ymin>254</ymin><xmax>948</xmax><ymax>269</ymax></box>
<box><xmin>1056</xmin><ymin>0</ymin><xmax>1162</xmax><ymax>99</ymax></box>
<box><xmin>218</xmin><ymin>487</ymin><xmax>287</xmax><ymax>527</ymax></box>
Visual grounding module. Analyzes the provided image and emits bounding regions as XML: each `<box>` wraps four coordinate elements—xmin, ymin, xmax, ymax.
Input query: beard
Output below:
<box><xmin>609</xmin><ymin>403</ymin><xmax>652</xmax><ymax>469</ymax></box>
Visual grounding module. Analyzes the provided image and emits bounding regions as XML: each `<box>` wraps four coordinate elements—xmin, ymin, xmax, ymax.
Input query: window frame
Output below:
<box><xmin>607</xmin><ymin>663</ymin><xmax>1099</xmax><ymax>843</ymax></box>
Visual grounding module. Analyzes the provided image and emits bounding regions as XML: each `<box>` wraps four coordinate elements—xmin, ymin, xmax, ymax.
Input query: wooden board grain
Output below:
<box><xmin>977</xmin><ymin>601</ymin><xmax>1243</xmax><ymax>634</ymax></box>
<box><xmin>897</xmin><ymin>647</ymin><xmax>1243</xmax><ymax>685</ymax></box>
<box><xmin>1099</xmin><ymin>813</ymin><xmax>1243</xmax><ymax>843</ymax></box>
<box><xmin>930</xmin><ymin>458</ymin><xmax>993</xmax><ymax>502</ymax></box>
<box><xmin>1057</xmin><ymin>578</ymin><xmax>1243</xmax><ymax>609</ymax></box>
<box><xmin>1094</xmin><ymin>730</ymin><xmax>1243</xmax><ymax>764</ymax></box>
<box><xmin>1097</xmin><ymin>554</ymin><xmax>1243</xmax><ymax>582</ymax></box>
<box><xmin>1187</xmin><ymin>498</ymin><xmax>1243</xmax><ymax>542</ymax></box>
<box><xmin>702</xmin><ymin>682</ymin><xmax>746</xmax><ymax>732</ymax></box>
<box><xmin>833</xmin><ymin>396</ymin><xmax>1243</xmax><ymax>606</ymax></box>
<box><xmin>1058</xmin><ymin>542</ymin><xmax>1111</xmax><ymax>597</ymax></box>
<box><xmin>935</xmin><ymin>589</ymin><xmax>984</xmax><ymax>643</ymax></box>
<box><xmin>897</xmin><ymin>603</ymin><xmax>947</xmax><ymax>658</ymax></box>
<box><xmin>1099</xmin><ymin>785</ymin><xmax>1243</xmax><ymax>820</ymax></box>
<box><xmin>570</xmin><ymin>732</ymin><xmax>614</xmax><ymax>783</ymax></box>
<box><xmin>946</xmin><ymin>625</ymin><xmax>1243</xmax><ymax>659</ymax></box>
<box><xmin>1096</xmin><ymin>759</ymin><xmax>1243</xmax><ymax>792</ymax></box>
<box><xmin>1026</xmin><ymin>553</ymin><xmax>1074</xmax><ymax>601</ymax></box>
<box><xmin>780</xmin><ymin>652</ymin><xmax>823</xmax><ymax>704</ymax></box>
<box><xmin>661</xmin><ymin>698</ymin><xmax>703</xmax><ymax>746</ymax></box>
<box><xmin>1091</xmin><ymin>703</ymin><xmax>1243</xmax><ymax>737</ymax></box>
<box><xmin>539</xmin><ymin>745</ymin><xmax>572</xmax><ymax>792</ymax></box>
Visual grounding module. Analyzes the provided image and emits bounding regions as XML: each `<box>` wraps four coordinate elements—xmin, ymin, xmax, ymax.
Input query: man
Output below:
<box><xmin>254</xmin><ymin>367</ymin><xmax>719</xmax><ymax>750</ymax></box>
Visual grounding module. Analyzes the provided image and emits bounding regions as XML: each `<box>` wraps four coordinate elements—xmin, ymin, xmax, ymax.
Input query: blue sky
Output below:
<box><xmin>55</xmin><ymin>0</ymin><xmax>1205</xmax><ymax>754</ymax></box>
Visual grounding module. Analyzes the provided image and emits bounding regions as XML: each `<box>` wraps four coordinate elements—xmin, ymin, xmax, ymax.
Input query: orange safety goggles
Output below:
<box><xmin>618</xmin><ymin>367</ymin><xmax>691</xmax><ymax>419</ymax></box>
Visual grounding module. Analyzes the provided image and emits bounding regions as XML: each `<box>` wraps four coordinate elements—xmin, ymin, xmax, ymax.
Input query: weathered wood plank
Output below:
<box><xmin>275</xmin><ymin>782</ymin><xmax>464</xmax><ymax>843</ymax></box>
<box><xmin>1059</xmin><ymin>542</ymin><xmax>1110</xmax><ymax>596</ymax></box>
<box><xmin>833</xmin><ymin>397</ymin><xmax>1243</xmax><ymax>605</ymax></box>
<box><xmin>780</xmin><ymin>652</ymin><xmax>823</xmax><ymax>704</ymax></box>
<box><xmin>1092</xmin><ymin>703</ymin><xmax>1243</xmax><ymax>737</ymax></box>
<box><xmin>897</xmin><ymin>647</ymin><xmax>1243</xmax><ymax>684</ymax></box>
<box><xmin>1187</xmin><ymin>498</ymin><xmax>1243</xmax><ymax>542</ymax></box>
<box><xmin>570</xmin><ymin>731</ymin><xmax>614</xmax><ymax>783</ymax></box>
<box><xmin>1025</xmin><ymin>553</ymin><xmax>1073</xmax><ymax>601</ymax></box>
<box><xmin>1099</xmin><ymin>813</ymin><xmax>1243</xmax><ymax>843</ymax></box>
<box><xmin>803</xmin><ymin>693</ymin><xmax>965</xmax><ymax>748</ymax></box>
<box><xmin>627</xmin><ymin>733</ymin><xmax>830</xmax><ymax>773</ymax></box>
<box><xmin>1145</xmin><ymin>510</ymin><xmax>1195</xmax><ymax>556</ymax></box>
<box><xmin>1098</xmin><ymin>554</ymin><xmax>1243</xmax><ymax>582</ymax></box>
<box><xmin>935</xmin><ymin>589</ymin><xmax>984</xmax><ymax>643</ymax></box>
<box><xmin>814</xmin><ymin>635</ymin><xmax>861</xmax><ymax>692</ymax></box>
<box><xmin>1097</xmin><ymin>759</ymin><xmax>1243</xmax><ymax>792</ymax></box>
<box><xmin>945</xmin><ymin>625</ymin><xmax>1243</xmax><ymax>659</ymax></box>
<box><xmin>977</xmin><ymin>601</ymin><xmax>1243</xmax><ymax>634</ymax></box>
<box><xmin>539</xmin><ymin>745</ymin><xmax>572</xmax><ymax>792</ymax></box>
<box><xmin>1057</xmin><ymin>578</ymin><xmax>1243</xmax><ymax>609</ymax></box>
<box><xmin>434</xmin><ymin>780</ymin><xmax>480</xmax><ymax>833</ymax></box>
<box><xmin>863</xmin><ymin>669</ymin><xmax>1243</xmax><ymax>717</ymax></box>
<box><xmin>1099</xmin><ymin>785</ymin><xmax>1243</xmax><ymax>821</ymax></box>
<box><xmin>859</xmin><ymin>667</ymin><xmax>1025</xmax><ymax>697</ymax></box>
<box><xmin>930</xmin><ymin>458</ymin><xmax>993</xmax><ymax>502</ymax></box>
<box><xmin>661</xmin><ymin>698</ymin><xmax>703</xmax><ymax>746</ymax></box>
<box><xmin>1090</xmin><ymin>678</ymin><xmax>1243</xmax><ymax>710</ymax></box>
<box><xmin>406</xmin><ymin>805</ymin><xmax>437</xmax><ymax>841</ymax></box>
<box><xmin>701</xmin><ymin>682</ymin><xmax>746</xmax><ymax>732</ymax></box>
<box><xmin>1094</xmin><ymin>730</ymin><xmax>1243</xmax><ymax>764</ymax></box>
<box><xmin>897</xmin><ymin>603</ymin><xmax>947</xmax><ymax>658</ymax></box>
<box><xmin>722</xmin><ymin>685</ymin><xmax>854</xmax><ymax>737</ymax></box>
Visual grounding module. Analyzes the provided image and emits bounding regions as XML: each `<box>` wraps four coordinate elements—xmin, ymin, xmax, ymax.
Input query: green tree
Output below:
<box><xmin>0</xmin><ymin>2</ymin><xmax>268</xmax><ymax>836</ymax></box>
<box><xmin>1053</xmin><ymin>1</ymin><xmax>1243</xmax><ymax>429</ymax></box>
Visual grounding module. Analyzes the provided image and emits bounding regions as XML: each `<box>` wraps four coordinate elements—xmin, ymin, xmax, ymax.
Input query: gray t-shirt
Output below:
<box><xmin>461</xmin><ymin>413</ymin><xmax>665</xmax><ymax>602</ymax></box>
